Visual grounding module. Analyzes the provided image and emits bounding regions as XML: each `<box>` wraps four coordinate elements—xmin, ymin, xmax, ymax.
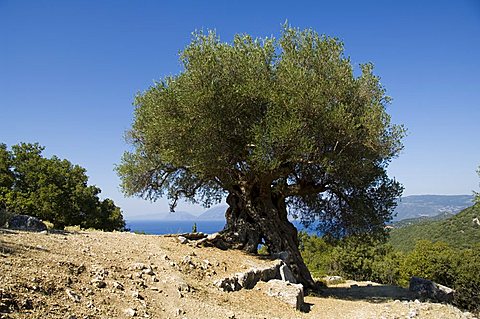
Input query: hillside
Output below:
<box><xmin>1</xmin><ymin>229</ymin><xmax>474</xmax><ymax>318</ymax></box>
<box><xmin>389</xmin><ymin>203</ymin><xmax>480</xmax><ymax>251</ymax></box>
<box><xmin>196</xmin><ymin>205</ymin><xmax>227</xmax><ymax>221</ymax></box>
<box><xmin>392</xmin><ymin>195</ymin><xmax>474</xmax><ymax>221</ymax></box>
<box><xmin>392</xmin><ymin>211</ymin><xmax>455</xmax><ymax>228</ymax></box>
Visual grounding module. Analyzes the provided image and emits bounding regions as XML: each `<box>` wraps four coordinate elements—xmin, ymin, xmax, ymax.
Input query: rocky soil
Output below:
<box><xmin>0</xmin><ymin>229</ymin><xmax>477</xmax><ymax>319</ymax></box>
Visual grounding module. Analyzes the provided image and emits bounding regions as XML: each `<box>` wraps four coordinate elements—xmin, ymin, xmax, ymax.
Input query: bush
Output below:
<box><xmin>400</xmin><ymin>240</ymin><xmax>458</xmax><ymax>287</ymax></box>
<box><xmin>298</xmin><ymin>232</ymin><xmax>335</xmax><ymax>278</ymax></box>
<box><xmin>0</xmin><ymin>207</ymin><xmax>13</xmax><ymax>227</ymax></box>
<box><xmin>328</xmin><ymin>235</ymin><xmax>402</xmax><ymax>285</ymax></box>
<box><xmin>454</xmin><ymin>246</ymin><xmax>480</xmax><ymax>313</ymax></box>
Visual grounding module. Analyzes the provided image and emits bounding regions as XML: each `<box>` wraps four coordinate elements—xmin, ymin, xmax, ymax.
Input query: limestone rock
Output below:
<box><xmin>129</xmin><ymin>263</ymin><xmax>149</xmax><ymax>271</ymax></box>
<box><xmin>6</xmin><ymin>215</ymin><xmax>47</xmax><ymax>232</ymax></box>
<box><xmin>409</xmin><ymin>276</ymin><xmax>455</xmax><ymax>303</ymax></box>
<box><xmin>279</xmin><ymin>263</ymin><xmax>296</xmax><ymax>284</ymax></box>
<box><xmin>125</xmin><ymin>308</ymin><xmax>137</xmax><ymax>317</ymax></box>
<box><xmin>214</xmin><ymin>260</ymin><xmax>283</xmax><ymax>292</ymax></box>
<box><xmin>264</xmin><ymin>279</ymin><xmax>304</xmax><ymax>310</ymax></box>
<box><xmin>214</xmin><ymin>276</ymin><xmax>241</xmax><ymax>292</ymax></box>
<box><xmin>178</xmin><ymin>236</ymin><xmax>188</xmax><ymax>244</ymax></box>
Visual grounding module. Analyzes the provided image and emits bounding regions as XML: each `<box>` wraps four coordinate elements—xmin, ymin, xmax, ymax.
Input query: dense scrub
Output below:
<box><xmin>299</xmin><ymin>227</ymin><xmax>480</xmax><ymax>313</ymax></box>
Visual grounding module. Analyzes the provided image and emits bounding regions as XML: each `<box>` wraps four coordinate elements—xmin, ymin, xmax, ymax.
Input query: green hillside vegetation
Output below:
<box><xmin>299</xmin><ymin>231</ymin><xmax>480</xmax><ymax>313</ymax></box>
<box><xmin>389</xmin><ymin>204</ymin><xmax>480</xmax><ymax>251</ymax></box>
<box><xmin>392</xmin><ymin>211</ymin><xmax>454</xmax><ymax>228</ymax></box>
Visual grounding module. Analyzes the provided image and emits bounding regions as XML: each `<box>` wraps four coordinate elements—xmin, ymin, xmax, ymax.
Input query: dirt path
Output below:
<box><xmin>0</xmin><ymin>229</ymin><xmax>476</xmax><ymax>318</ymax></box>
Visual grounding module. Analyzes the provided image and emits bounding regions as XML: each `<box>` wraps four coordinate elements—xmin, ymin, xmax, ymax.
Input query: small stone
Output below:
<box><xmin>150</xmin><ymin>286</ymin><xmax>162</xmax><ymax>293</ymax></box>
<box><xmin>130</xmin><ymin>262</ymin><xmax>149</xmax><ymax>270</ymax></box>
<box><xmin>176</xmin><ymin>282</ymin><xmax>191</xmax><ymax>292</ymax></box>
<box><xmin>113</xmin><ymin>281</ymin><xmax>124</xmax><ymax>290</ymax></box>
<box><xmin>182</xmin><ymin>255</ymin><xmax>192</xmax><ymax>264</ymax></box>
<box><xmin>142</xmin><ymin>268</ymin><xmax>155</xmax><ymax>276</ymax></box>
<box><xmin>91</xmin><ymin>278</ymin><xmax>106</xmax><ymax>288</ymax></box>
<box><xmin>66</xmin><ymin>289</ymin><xmax>81</xmax><ymax>303</ymax></box>
<box><xmin>125</xmin><ymin>308</ymin><xmax>137</xmax><ymax>317</ymax></box>
<box><xmin>408</xmin><ymin>309</ymin><xmax>417</xmax><ymax>318</ymax></box>
<box><xmin>175</xmin><ymin>308</ymin><xmax>185</xmax><ymax>316</ymax></box>
<box><xmin>178</xmin><ymin>236</ymin><xmax>188</xmax><ymax>244</ymax></box>
<box><xmin>131</xmin><ymin>291</ymin><xmax>144</xmax><ymax>300</ymax></box>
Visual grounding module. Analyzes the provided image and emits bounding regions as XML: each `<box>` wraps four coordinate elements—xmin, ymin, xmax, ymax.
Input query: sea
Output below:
<box><xmin>126</xmin><ymin>220</ymin><xmax>225</xmax><ymax>235</ymax></box>
<box><xmin>126</xmin><ymin>220</ymin><xmax>317</xmax><ymax>235</ymax></box>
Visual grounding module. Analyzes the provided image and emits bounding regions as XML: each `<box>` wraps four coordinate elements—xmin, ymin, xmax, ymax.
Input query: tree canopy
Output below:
<box><xmin>0</xmin><ymin>142</ymin><xmax>126</xmax><ymax>231</ymax></box>
<box><xmin>117</xmin><ymin>25</ymin><xmax>404</xmax><ymax>287</ymax></box>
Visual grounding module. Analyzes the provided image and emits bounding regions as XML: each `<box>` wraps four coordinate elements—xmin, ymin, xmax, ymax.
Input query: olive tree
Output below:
<box><xmin>117</xmin><ymin>26</ymin><xmax>404</xmax><ymax>288</ymax></box>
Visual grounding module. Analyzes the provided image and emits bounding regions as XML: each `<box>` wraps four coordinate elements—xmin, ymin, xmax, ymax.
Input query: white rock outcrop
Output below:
<box><xmin>264</xmin><ymin>279</ymin><xmax>304</xmax><ymax>310</ymax></box>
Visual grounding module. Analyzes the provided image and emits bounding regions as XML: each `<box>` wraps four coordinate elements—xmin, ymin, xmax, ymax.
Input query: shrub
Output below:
<box><xmin>299</xmin><ymin>232</ymin><xmax>335</xmax><ymax>278</ymax></box>
<box><xmin>400</xmin><ymin>240</ymin><xmax>458</xmax><ymax>287</ymax></box>
<box><xmin>454</xmin><ymin>245</ymin><xmax>480</xmax><ymax>313</ymax></box>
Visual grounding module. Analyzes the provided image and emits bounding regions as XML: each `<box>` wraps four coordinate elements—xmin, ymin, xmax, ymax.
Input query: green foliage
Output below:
<box><xmin>0</xmin><ymin>142</ymin><xmax>126</xmax><ymax>231</ymax></box>
<box><xmin>300</xmin><ymin>231</ymin><xmax>480</xmax><ymax>312</ymax></box>
<box><xmin>389</xmin><ymin>203</ymin><xmax>480</xmax><ymax>251</ymax></box>
<box><xmin>399</xmin><ymin>240</ymin><xmax>479</xmax><ymax>313</ymax></box>
<box><xmin>257</xmin><ymin>244</ymin><xmax>269</xmax><ymax>255</ymax></box>
<box><xmin>298</xmin><ymin>231</ymin><xmax>335</xmax><ymax>278</ymax></box>
<box><xmin>192</xmin><ymin>222</ymin><xmax>197</xmax><ymax>233</ymax></box>
<box><xmin>329</xmin><ymin>235</ymin><xmax>402</xmax><ymax>285</ymax></box>
<box><xmin>0</xmin><ymin>207</ymin><xmax>14</xmax><ymax>227</ymax></box>
<box><xmin>454</xmin><ymin>245</ymin><xmax>480</xmax><ymax>312</ymax></box>
<box><xmin>299</xmin><ymin>232</ymin><xmax>402</xmax><ymax>285</ymax></box>
<box><xmin>400</xmin><ymin>240</ymin><xmax>458</xmax><ymax>287</ymax></box>
<box><xmin>117</xmin><ymin>24</ymin><xmax>404</xmax><ymax>238</ymax></box>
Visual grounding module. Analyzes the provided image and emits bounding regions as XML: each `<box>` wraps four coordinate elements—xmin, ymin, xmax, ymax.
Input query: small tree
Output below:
<box><xmin>117</xmin><ymin>25</ymin><xmax>404</xmax><ymax>287</ymax></box>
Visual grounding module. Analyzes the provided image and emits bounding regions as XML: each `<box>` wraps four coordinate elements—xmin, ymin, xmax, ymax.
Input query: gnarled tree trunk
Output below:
<box><xmin>220</xmin><ymin>184</ymin><xmax>316</xmax><ymax>289</ymax></box>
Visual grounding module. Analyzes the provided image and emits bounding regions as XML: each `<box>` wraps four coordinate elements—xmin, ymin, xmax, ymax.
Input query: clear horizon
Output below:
<box><xmin>1</xmin><ymin>1</ymin><xmax>479</xmax><ymax>219</ymax></box>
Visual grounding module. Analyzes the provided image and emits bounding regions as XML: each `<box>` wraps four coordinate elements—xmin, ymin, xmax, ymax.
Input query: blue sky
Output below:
<box><xmin>1</xmin><ymin>0</ymin><xmax>479</xmax><ymax>219</ymax></box>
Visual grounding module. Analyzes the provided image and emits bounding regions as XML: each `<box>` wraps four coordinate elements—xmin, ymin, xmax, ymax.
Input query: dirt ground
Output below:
<box><xmin>0</xmin><ymin>229</ymin><xmax>476</xmax><ymax>319</ymax></box>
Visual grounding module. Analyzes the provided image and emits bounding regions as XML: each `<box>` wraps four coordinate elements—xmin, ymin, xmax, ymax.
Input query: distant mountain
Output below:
<box><xmin>159</xmin><ymin>211</ymin><xmax>198</xmax><ymax>221</ymax></box>
<box><xmin>196</xmin><ymin>205</ymin><xmax>227</xmax><ymax>221</ymax></box>
<box><xmin>389</xmin><ymin>203</ymin><xmax>480</xmax><ymax>251</ymax></box>
<box><xmin>392</xmin><ymin>195</ymin><xmax>474</xmax><ymax>221</ymax></box>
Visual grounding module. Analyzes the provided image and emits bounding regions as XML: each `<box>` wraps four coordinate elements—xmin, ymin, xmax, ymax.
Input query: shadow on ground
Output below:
<box><xmin>317</xmin><ymin>284</ymin><xmax>415</xmax><ymax>302</ymax></box>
